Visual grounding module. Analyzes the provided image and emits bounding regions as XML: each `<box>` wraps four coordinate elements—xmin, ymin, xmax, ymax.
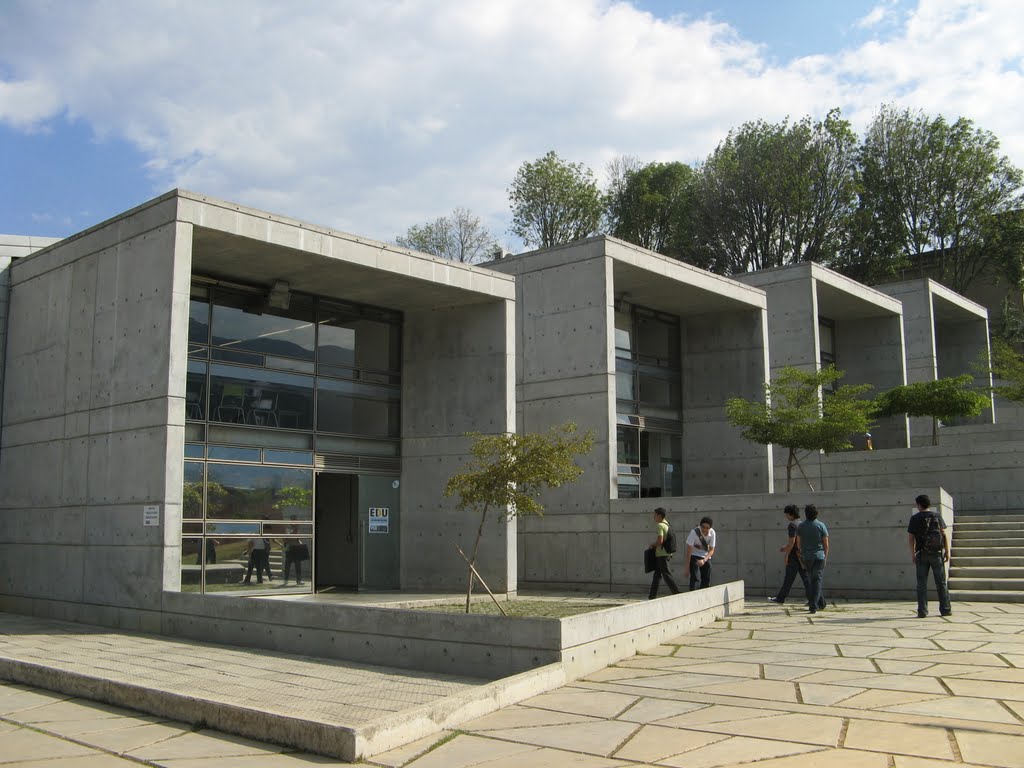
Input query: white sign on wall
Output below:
<box><xmin>143</xmin><ymin>505</ymin><xmax>160</xmax><ymax>527</ymax></box>
<box><xmin>368</xmin><ymin>507</ymin><xmax>389</xmax><ymax>534</ymax></box>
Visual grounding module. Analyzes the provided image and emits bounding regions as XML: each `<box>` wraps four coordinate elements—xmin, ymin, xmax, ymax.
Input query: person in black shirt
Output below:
<box><xmin>768</xmin><ymin>504</ymin><xmax>812</xmax><ymax>605</ymax></box>
<box><xmin>907</xmin><ymin>494</ymin><xmax>951</xmax><ymax>618</ymax></box>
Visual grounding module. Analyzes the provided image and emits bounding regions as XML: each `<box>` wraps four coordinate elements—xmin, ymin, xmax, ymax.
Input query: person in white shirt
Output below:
<box><xmin>685</xmin><ymin>517</ymin><xmax>716</xmax><ymax>590</ymax></box>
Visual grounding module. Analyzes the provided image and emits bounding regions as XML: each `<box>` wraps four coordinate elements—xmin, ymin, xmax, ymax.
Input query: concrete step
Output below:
<box><xmin>949</xmin><ymin>589</ymin><xmax>1024</xmax><ymax>603</ymax></box>
<box><xmin>952</xmin><ymin>546</ymin><xmax>1024</xmax><ymax>556</ymax></box>
<box><xmin>950</xmin><ymin>538</ymin><xmax>1024</xmax><ymax>549</ymax></box>
<box><xmin>947</xmin><ymin>576</ymin><xmax>1024</xmax><ymax>591</ymax></box>
<box><xmin>950</xmin><ymin>532</ymin><xmax>1024</xmax><ymax>544</ymax></box>
<box><xmin>949</xmin><ymin>566</ymin><xmax>1024</xmax><ymax>578</ymax></box>
<box><xmin>955</xmin><ymin>514</ymin><xmax>1024</xmax><ymax>523</ymax></box>
<box><xmin>951</xmin><ymin>556</ymin><xmax>1024</xmax><ymax>567</ymax></box>
<box><xmin>952</xmin><ymin>521</ymin><xmax>1024</xmax><ymax>531</ymax></box>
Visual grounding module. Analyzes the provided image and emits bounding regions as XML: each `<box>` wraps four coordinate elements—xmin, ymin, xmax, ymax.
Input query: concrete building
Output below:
<box><xmin>483</xmin><ymin>238</ymin><xmax>772</xmax><ymax>590</ymax></box>
<box><xmin>736</xmin><ymin>262</ymin><xmax>908</xmax><ymax>467</ymax></box>
<box><xmin>0</xmin><ymin>190</ymin><xmax>518</xmax><ymax>627</ymax></box>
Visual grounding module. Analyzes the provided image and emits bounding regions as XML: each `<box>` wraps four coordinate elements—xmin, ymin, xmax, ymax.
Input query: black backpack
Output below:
<box><xmin>922</xmin><ymin>514</ymin><xmax>944</xmax><ymax>553</ymax></box>
<box><xmin>663</xmin><ymin>525</ymin><xmax>677</xmax><ymax>554</ymax></box>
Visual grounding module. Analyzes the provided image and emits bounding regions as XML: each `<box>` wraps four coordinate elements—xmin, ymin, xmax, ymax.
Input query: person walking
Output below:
<box><xmin>907</xmin><ymin>494</ymin><xmax>952</xmax><ymax>618</ymax></box>
<box><xmin>647</xmin><ymin>507</ymin><xmax>680</xmax><ymax>599</ymax></box>
<box><xmin>768</xmin><ymin>504</ymin><xmax>810</xmax><ymax>605</ymax></box>
<box><xmin>685</xmin><ymin>517</ymin><xmax>716</xmax><ymax>590</ymax></box>
<box><xmin>797</xmin><ymin>504</ymin><xmax>829</xmax><ymax>613</ymax></box>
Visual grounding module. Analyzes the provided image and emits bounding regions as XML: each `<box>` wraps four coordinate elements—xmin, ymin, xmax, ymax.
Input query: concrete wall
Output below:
<box><xmin>682</xmin><ymin>307</ymin><xmax>772</xmax><ymax>495</ymax></box>
<box><xmin>836</xmin><ymin>312</ymin><xmax>908</xmax><ymax>449</ymax></box>
<box><xmin>402</xmin><ymin>299</ymin><xmax>517</xmax><ymax>592</ymax></box>
<box><xmin>490</xmin><ymin>246</ymin><xmax>617</xmax><ymax>590</ymax></box>
<box><xmin>0</xmin><ymin>200</ymin><xmax>183</xmax><ymax>615</ymax></box>
<box><xmin>0</xmin><ymin>236</ymin><xmax>63</xmax><ymax>458</ymax></box>
<box><xmin>809</xmin><ymin>445</ymin><xmax>1022</xmax><ymax>514</ymax></box>
<box><xmin>610</xmin><ymin>488</ymin><xmax>951</xmax><ymax>599</ymax></box>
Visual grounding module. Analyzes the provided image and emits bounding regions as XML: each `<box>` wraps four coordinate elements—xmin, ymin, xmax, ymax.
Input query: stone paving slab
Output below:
<box><xmin>3</xmin><ymin>601</ymin><xmax>1024</xmax><ymax>766</ymax></box>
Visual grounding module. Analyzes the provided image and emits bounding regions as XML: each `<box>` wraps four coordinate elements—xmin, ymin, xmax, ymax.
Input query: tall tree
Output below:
<box><xmin>873</xmin><ymin>376</ymin><xmax>989</xmax><ymax>446</ymax></box>
<box><xmin>508</xmin><ymin>151</ymin><xmax>603</xmax><ymax>248</ymax></box>
<box><xmin>396</xmin><ymin>207</ymin><xmax>499</xmax><ymax>264</ymax></box>
<box><xmin>605</xmin><ymin>159</ymin><xmax>697</xmax><ymax>259</ymax></box>
<box><xmin>692</xmin><ymin>110</ymin><xmax>858</xmax><ymax>274</ymax></box>
<box><xmin>851</xmin><ymin>105</ymin><xmax>1023</xmax><ymax>292</ymax></box>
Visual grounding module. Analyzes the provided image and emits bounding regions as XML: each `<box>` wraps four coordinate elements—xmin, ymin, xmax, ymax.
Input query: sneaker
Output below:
<box><xmin>940</xmin><ymin>611</ymin><xmax>952</xmax><ymax>617</ymax></box>
<box><xmin>808</xmin><ymin>608</ymin><xmax>816</xmax><ymax>614</ymax></box>
<box><xmin>767</xmin><ymin>597</ymin><xmax>783</xmax><ymax>603</ymax></box>
<box><xmin>917</xmin><ymin>612</ymin><xmax>927</xmax><ymax>618</ymax></box>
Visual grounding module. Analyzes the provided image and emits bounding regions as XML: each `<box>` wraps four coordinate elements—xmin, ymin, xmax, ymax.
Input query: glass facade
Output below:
<box><xmin>615</xmin><ymin>304</ymin><xmax>684</xmax><ymax>498</ymax></box>
<box><xmin>181</xmin><ymin>279</ymin><xmax>402</xmax><ymax>594</ymax></box>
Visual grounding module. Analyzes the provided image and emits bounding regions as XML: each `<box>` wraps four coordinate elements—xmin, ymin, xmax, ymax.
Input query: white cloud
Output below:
<box><xmin>0</xmin><ymin>0</ymin><xmax>1022</xmax><ymax>244</ymax></box>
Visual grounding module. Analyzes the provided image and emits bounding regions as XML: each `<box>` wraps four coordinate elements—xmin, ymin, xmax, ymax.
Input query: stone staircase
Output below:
<box><xmin>948</xmin><ymin>513</ymin><xmax>1024</xmax><ymax>602</ymax></box>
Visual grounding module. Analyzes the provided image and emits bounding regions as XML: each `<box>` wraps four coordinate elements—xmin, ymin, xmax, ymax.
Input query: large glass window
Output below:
<box><xmin>615</xmin><ymin>305</ymin><xmax>683</xmax><ymax>498</ymax></box>
<box><xmin>183</xmin><ymin>278</ymin><xmax>402</xmax><ymax>594</ymax></box>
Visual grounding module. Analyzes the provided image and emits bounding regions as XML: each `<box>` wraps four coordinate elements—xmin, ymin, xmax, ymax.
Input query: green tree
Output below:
<box><xmin>986</xmin><ymin>337</ymin><xmax>1024</xmax><ymax>402</ymax></box>
<box><xmin>873</xmin><ymin>375</ymin><xmax>989</xmax><ymax>445</ymax></box>
<box><xmin>444</xmin><ymin>423</ymin><xmax>594</xmax><ymax>612</ymax></box>
<box><xmin>852</xmin><ymin>105</ymin><xmax>1023</xmax><ymax>292</ymax></box>
<box><xmin>273</xmin><ymin>486</ymin><xmax>313</xmax><ymax>514</ymax></box>
<box><xmin>396</xmin><ymin>207</ymin><xmax>499</xmax><ymax>264</ymax></box>
<box><xmin>508</xmin><ymin>151</ymin><xmax>603</xmax><ymax>248</ymax></box>
<box><xmin>725</xmin><ymin>366</ymin><xmax>874</xmax><ymax>491</ymax></box>
<box><xmin>693</xmin><ymin>110</ymin><xmax>858</xmax><ymax>274</ymax></box>
<box><xmin>605</xmin><ymin>159</ymin><xmax>697</xmax><ymax>259</ymax></box>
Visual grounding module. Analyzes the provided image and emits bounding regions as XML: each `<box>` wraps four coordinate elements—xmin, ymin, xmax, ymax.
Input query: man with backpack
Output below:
<box><xmin>907</xmin><ymin>494</ymin><xmax>952</xmax><ymax>618</ymax></box>
<box><xmin>647</xmin><ymin>507</ymin><xmax>680</xmax><ymax>599</ymax></box>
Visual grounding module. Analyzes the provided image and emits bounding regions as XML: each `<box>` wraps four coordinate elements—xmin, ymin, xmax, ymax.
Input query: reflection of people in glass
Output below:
<box><xmin>282</xmin><ymin>520</ymin><xmax>308</xmax><ymax>585</ymax></box>
<box><xmin>197</xmin><ymin>538</ymin><xmax>217</xmax><ymax>564</ymax></box>
<box><xmin>243</xmin><ymin>537</ymin><xmax>272</xmax><ymax>584</ymax></box>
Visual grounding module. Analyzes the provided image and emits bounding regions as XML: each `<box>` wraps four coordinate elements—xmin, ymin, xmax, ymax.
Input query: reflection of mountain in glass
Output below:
<box><xmin>212</xmin><ymin>333</ymin><xmax>316</xmax><ymax>360</ymax></box>
<box><xmin>316</xmin><ymin>344</ymin><xmax>355</xmax><ymax>366</ymax></box>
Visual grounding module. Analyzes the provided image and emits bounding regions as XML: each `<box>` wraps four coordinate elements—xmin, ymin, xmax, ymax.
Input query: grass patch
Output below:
<box><xmin>408</xmin><ymin>599</ymin><xmax>622</xmax><ymax>618</ymax></box>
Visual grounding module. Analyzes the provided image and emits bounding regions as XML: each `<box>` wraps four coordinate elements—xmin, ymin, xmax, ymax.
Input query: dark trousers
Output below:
<box><xmin>244</xmin><ymin>549</ymin><xmax>271</xmax><ymax>583</ymax></box>
<box><xmin>283</xmin><ymin>550</ymin><xmax>304</xmax><ymax>583</ymax></box>
<box><xmin>916</xmin><ymin>551</ymin><xmax>951</xmax><ymax>616</ymax></box>
<box><xmin>649</xmin><ymin>556</ymin><xmax>680</xmax><ymax>598</ymax></box>
<box><xmin>775</xmin><ymin>555</ymin><xmax>810</xmax><ymax>603</ymax></box>
<box><xmin>805</xmin><ymin>558</ymin><xmax>826</xmax><ymax>611</ymax></box>
<box><xmin>689</xmin><ymin>555</ymin><xmax>711</xmax><ymax>591</ymax></box>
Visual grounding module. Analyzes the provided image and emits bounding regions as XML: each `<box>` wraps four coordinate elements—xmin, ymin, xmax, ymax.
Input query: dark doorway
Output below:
<box><xmin>315</xmin><ymin>472</ymin><xmax>358</xmax><ymax>589</ymax></box>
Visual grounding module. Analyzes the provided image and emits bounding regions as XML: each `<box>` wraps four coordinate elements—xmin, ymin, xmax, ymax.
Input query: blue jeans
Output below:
<box><xmin>916</xmin><ymin>552</ymin><xmax>951</xmax><ymax>616</ymax></box>
<box><xmin>805</xmin><ymin>558</ymin><xmax>825</xmax><ymax>611</ymax></box>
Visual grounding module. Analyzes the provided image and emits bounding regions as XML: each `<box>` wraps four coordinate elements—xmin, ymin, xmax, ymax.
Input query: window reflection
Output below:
<box><xmin>212</xmin><ymin>293</ymin><xmax>315</xmax><ymax>361</ymax></box>
<box><xmin>209</xmin><ymin>364</ymin><xmax>314</xmax><ymax>430</ymax></box>
<box><xmin>186</xmin><ymin>360</ymin><xmax>207</xmax><ymax>421</ymax></box>
<box><xmin>318</xmin><ymin>313</ymin><xmax>400</xmax><ymax>373</ymax></box>
<box><xmin>183</xmin><ymin>462</ymin><xmax>204</xmax><ymax>519</ymax></box>
<box><xmin>206</xmin><ymin>463</ymin><xmax>313</xmax><ymax>521</ymax></box>
<box><xmin>189</xmin><ymin>299</ymin><xmax>210</xmax><ymax>344</ymax></box>
<box><xmin>316</xmin><ymin>379</ymin><xmax>400</xmax><ymax>437</ymax></box>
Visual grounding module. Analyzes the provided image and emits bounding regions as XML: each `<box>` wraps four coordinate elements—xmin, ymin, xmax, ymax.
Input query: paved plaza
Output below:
<box><xmin>2</xmin><ymin>600</ymin><xmax>1024</xmax><ymax>766</ymax></box>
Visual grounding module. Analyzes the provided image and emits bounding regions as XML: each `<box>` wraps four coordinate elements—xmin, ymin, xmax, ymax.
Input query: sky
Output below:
<box><xmin>1</xmin><ymin>0</ymin><xmax>1022</xmax><ymax>250</ymax></box>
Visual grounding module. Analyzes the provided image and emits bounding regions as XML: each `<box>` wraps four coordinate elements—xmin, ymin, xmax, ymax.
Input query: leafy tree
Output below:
<box><xmin>396</xmin><ymin>207</ymin><xmax>499</xmax><ymax>264</ymax></box>
<box><xmin>873</xmin><ymin>375</ymin><xmax>989</xmax><ymax>445</ymax></box>
<box><xmin>444</xmin><ymin>423</ymin><xmax>594</xmax><ymax>612</ymax></box>
<box><xmin>508</xmin><ymin>151</ymin><xmax>603</xmax><ymax>248</ymax></box>
<box><xmin>725</xmin><ymin>366</ymin><xmax>874</xmax><ymax>491</ymax></box>
<box><xmin>605</xmin><ymin>159</ymin><xmax>696</xmax><ymax>259</ymax></box>
<box><xmin>986</xmin><ymin>337</ymin><xmax>1024</xmax><ymax>402</ymax></box>
<box><xmin>852</xmin><ymin>105</ymin><xmax>1023</xmax><ymax>292</ymax></box>
<box><xmin>273</xmin><ymin>486</ymin><xmax>313</xmax><ymax>513</ymax></box>
<box><xmin>693</xmin><ymin>110</ymin><xmax>858</xmax><ymax>274</ymax></box>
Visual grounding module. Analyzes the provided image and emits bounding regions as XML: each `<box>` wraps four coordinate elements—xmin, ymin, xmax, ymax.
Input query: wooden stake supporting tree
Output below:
<box><xmin>444</xmin><ymin>423</ymin><xmax>594</xmax><ymax>613</ymax></box>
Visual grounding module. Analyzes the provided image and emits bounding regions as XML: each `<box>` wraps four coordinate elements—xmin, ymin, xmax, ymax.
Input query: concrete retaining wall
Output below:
<box><xmin>604</xmin><ymin>488</ymin><xmax>951</xmax><ymax>600</ymax></box>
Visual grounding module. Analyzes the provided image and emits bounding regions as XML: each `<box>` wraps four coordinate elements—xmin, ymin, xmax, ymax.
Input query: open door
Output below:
<box><xmin>314</xmin><ymin>473</ymin><xmax>358</xmax><ymax>590</ymax></box>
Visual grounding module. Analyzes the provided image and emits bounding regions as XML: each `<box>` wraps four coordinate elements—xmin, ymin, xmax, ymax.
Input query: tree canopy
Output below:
<box><xmin>605</xmin><ymin>159</ymin><xmax>696</xmax><ymax>259</ymax></box>
<box><xmin>873</xmin><ymin>375</ymin><xmax>990</xmax><ymax>445</ymax></box>
<box><xmin>396</xmin><ymin>207</ymin><xmax>499</xmax><ymax>263</ymax></box>
<box><xmin>849</xmin><ymin>105</ymin><xmax>1023</xmax><ymax>292</ymax></box>
<box><xmin>725</xmin><ymin>366</ymin><xmax>874</xmax><ymax>491</ymax></box>
<box><xmin>508</xmin><ymin>151</ymin><xmax>603</xmax><ymax>248</ymax></box>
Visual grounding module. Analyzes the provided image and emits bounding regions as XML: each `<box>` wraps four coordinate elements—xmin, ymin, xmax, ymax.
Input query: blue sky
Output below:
<box><xmin>1</xmin><ymin>0</ymin><xmax>1020</xmax><ymax>247</ymax></box>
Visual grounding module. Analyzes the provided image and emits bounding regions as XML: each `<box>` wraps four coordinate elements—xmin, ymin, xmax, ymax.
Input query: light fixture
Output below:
<box><xmin>267</xmin><ymin>280</ymin><xmax>291</xmax><ymax>310</ymax></box>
